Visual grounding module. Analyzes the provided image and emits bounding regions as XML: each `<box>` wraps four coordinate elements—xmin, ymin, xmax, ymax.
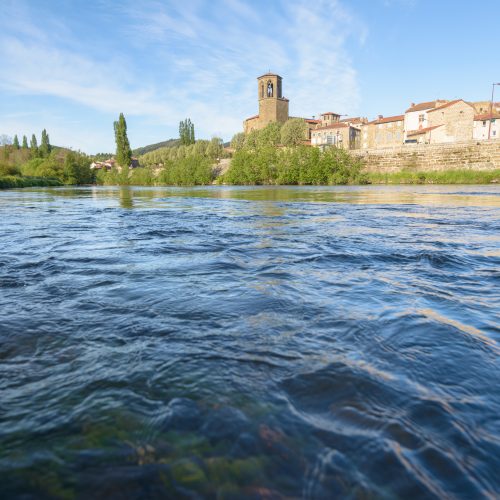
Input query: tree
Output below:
<box><xmin>30</xmin><ymin>134</ymin><xmax>38</xmax><ymax>157</ymax></box>
<box><xmin>22</xmin><ymin>135</ymin><xmax>28</xmax><ymax>149</ymax></box>
<box><xmin>230</xmin><ymin>132</ymin><xmax>246</xmax><ymax>151</ymax></box>
<box><xmin>114</xmin><ymin>113</ymin><xmax>132</xmax><ymax>167</ymax></box>
<box><xmin>39</xmin><ymin>129</ymin><xmax>51</xmax><ymax>157</ymax></box>
<box><xmin>12</xmin><ymin>135</ymin><xmax>20</xmax><ymax>149</ymax></box>
<box><xmin>206</xmin><ymin>136</ymin><xmax>223</xmax><ymax>161</ymax></box>
<box><xmin>179</xmin><ymin>118</ymin><xmax>195</xmax><ymax>146</ymax></box>
<box><xmin>63</xmin><ymin>151</ymin><xmax>93</xmax><ymax>185</ymax></box>
<box><xmin>280</xmin><ymin>118</ymin><xmax>307</xmax><ymax>146</ymax></box>
<box><xmin>258</xmin><ymin>122</ymin><xmax>282</xmax><ymax>147</ymax></box>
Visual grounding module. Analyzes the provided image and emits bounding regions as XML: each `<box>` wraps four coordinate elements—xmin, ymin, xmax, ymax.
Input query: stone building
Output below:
<box><xmin>244</xmin><ymin>73</ymin><xmax>289</xmax><ymax>134</ymax></box>
<box><xmin>403</xmin><ymin>100</ymin><xmax>448</xmax><ymax>142</ymax></box>
<box><xmin>311</xmin><ymin>113</ymin><xmax>365</xmax><ymax>149</ymax></box>
<box><xmin>361</xmin><ymin>115</ymin><xmax>404</xmax><ymax>149</ymax></box>
<box><xmin>426</xmin><ymin>100</ymin><xmax>475</xmax><ymax>143</ymax></box>
<box><xmin>472</xmin><ymin>101</ymin><xmax>500</xmax><ymax>115</ymax></box>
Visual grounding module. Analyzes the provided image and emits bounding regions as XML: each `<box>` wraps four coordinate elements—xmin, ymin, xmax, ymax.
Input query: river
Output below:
<box><xmin>1</xmin><ymin>185</ymin><xmax>499</xmax><ymax>499</ymax></box>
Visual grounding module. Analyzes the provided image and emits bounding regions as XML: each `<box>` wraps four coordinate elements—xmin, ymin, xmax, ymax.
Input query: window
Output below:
<box><xmin>418</xmin><ymin>114</ymin><xmax>425</xmax><ymax>123</ymax></box>
<box><xmin>493</xmin><ymin>131</ymin><xmax>497</xmax><ymax>136</ymax></box>
<box><xmin>492</xmin><ymin>119</ymin><xmax>496</xmax><ymax>124</ymax></box>
<box><xmin>483</xmin><ymin>121</ymin><xmax>487</xmax><ymax>127</ymax></box>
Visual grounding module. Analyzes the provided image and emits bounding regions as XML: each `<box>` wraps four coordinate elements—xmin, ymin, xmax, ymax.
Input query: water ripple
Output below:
<box><xmin>0</xmin><ymin>185</ymin><xmax>499</xmax><ymax>499</ymax></box>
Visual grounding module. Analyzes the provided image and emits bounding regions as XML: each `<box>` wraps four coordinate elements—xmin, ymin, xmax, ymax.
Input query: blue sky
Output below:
<box><xmin>0</xmin><ymin>0</ymin><xmax>498</xmax><ymax>153</ymax></box>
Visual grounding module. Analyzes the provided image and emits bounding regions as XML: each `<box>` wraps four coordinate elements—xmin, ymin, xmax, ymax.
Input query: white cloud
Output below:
<box><xmin>0</xmin><ymin>0</ymin><xmax>366</xmax><ymax>150</ymax></box>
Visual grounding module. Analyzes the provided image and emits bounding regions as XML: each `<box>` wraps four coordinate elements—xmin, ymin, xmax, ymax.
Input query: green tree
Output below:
<box><xmin>22</xmin><ymin>135</ymin><xmax>28</xmax><ymax>149</ymax></box>
<box><xmin>206</xmin><ymin>137</ymin><xmax>223</xmax><ymax>161</ymax></box>
<box><xmin>63</xmin><ymin>151</ymin><xmax>93</xmax><ymax>185</ymax></box>
<box><xmin>179</xmin><ymin>118</ymin><xmax>195</xmax><ymax>146</ymax></box>
<box><xmin>230</xmin><ymin>132</ymin><xmax>246</xmax><ymax>151</ymax></box>
<box><xmin>30</xmin><ymin>134</ymin><xmax>38</xmax><ymax>157</ymax></box>
<box><xmin>13</xmin><ymin>135</ymin><xmax>20</xmax><ymax>149</ymax></box>
<box><xmin>258</xmin><ymin>122</ymin><xmax>282</xmax><ymax>147</ymax></box>
<box><xmin>39</xmin><ymin>129</ymin><xmax>51</xmax><ymax>157</ymax></box>
<box><xmin>280</xmin><ymin>118</ymin><xmax>307</xmax><ymax>146</ymax></box>
<box><xmin>114</xmin><ymin>113</ymin><xmax>132</xmax><ymax>167</ymax></box>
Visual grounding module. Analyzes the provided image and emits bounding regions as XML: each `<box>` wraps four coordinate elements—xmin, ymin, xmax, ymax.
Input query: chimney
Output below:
<box><xmin>410</xmin><ymin>103</ymin><xmax>415</xmax><ymax>107</ymax></box>
<box><xmin>378</xmin><ymin>115</ymin><xmax>383</xmax><ymax>120</ymax></box>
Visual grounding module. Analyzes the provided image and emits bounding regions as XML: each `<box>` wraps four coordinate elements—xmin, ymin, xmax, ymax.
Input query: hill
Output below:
<box><xmin>133</xmin><ymin>139</ymin><xmax>180</xmax><ymax>156</ymax></box>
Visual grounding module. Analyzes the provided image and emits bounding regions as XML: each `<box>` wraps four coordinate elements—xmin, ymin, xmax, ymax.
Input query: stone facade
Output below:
<box><xmin>362</xmin><ymin>115</ymin><xmax>404</xmax><ymax>149</ymax></box>
<box><xmin>351</xmin><ymin>140</ymin><xmax>500</xmax><ymax>173</ymax></box>
<box><xmin>403</xmin><ymin>100</ymin><xmax>448</xmax><ymax>141</ymax></box>
<box><xmin>425</xmin><ymin>100</ymin><xmax>474</xmax><ymax>143</ymax></box>
<box><xmin>244</xmin><ymin>73</ymin><xmax>289</xmax><ymax>134</ymax></box>
<box><xmin>311</xmin><ymin>123</ymin><xmax>360</xmax><ymax>149</ymax></box>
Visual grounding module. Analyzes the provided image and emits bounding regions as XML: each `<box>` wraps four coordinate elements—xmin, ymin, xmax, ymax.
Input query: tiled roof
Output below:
<box><xmin>313</xmin><ymin>123</ymin><xmax>351</xmax><ymax>131</ymax></box>
<box><xmin>257</xmin><ymin>73</ymin><xmax>281</xmax><ymax>79</ymax></box>
<box><xmin>305</xmin><ymin>119</ymin><xmax>321</xmax><ymax>123</ymax></box>
<box><xmin>340</xmin><ymin>117</ymin><xmax>366</xmax><ymax>123</ymax></box>
<box><xmin>320</xmin><ymin>112</ymin><xmax>341</xmax><ymax>116</ymax></box>
<box><xmin>406</xmin><ymin>125</ymin><xmax>442</xmax><ymax>137</ymax></box>
<box><xmin>405</xmin><ymin>101</ymin><xmax>441</xmax><ymax>113</ymax></box>
<box><xmin>368</xmin><ymin>115</ymin><xmax>404</xmax><ymax>125</ymax></box>
<box><xmin>474</xmin><ymin>113</ymin><xmax>500</xmax><ymax>120</ymax></box>
<box><xmin>245</xmin><ymin>115</ymin><xmax>259</xmax><ymax>121</ymax></box>
<box><xmin>427</xmin><ymin>99</ymin><xmax>471</xmax><ymax>113</ymax></box>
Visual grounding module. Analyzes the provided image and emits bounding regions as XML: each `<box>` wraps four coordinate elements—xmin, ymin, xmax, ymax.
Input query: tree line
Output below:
<box><xmin>223</xmin><ymin>119</ymin><xmax>366</xmax><ymax>185</ymax></box>
<box><xmin>1</xmin><ymin>129</ymin><xmax>53</xmax><ymax>159</ymax></box>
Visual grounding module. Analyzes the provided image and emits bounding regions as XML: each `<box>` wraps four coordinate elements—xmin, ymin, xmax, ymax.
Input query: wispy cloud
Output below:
<box><xmin>0</xmin><ymin>0</ymin><xmax>366</xmax><ymax>150</ymax></box>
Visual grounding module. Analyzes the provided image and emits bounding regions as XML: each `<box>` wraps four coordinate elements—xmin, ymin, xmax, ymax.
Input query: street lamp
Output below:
<box><xmin>488</xmin><ymin>82</ymin><xmax>500</xmax><ymax>140</ymax></box>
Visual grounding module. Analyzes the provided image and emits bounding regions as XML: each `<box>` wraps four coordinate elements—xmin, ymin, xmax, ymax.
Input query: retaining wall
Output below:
<box><xmin>351</xmin><ymin>140</ymin><xmax>500</xmax><ymax>172</ymax></box>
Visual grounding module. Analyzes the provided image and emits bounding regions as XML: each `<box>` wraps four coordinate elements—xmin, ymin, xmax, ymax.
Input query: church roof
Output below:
<box><xmin>257</xmin><ymin>73</ymin><xmax>282</xmax><ymax>79</ymax></box>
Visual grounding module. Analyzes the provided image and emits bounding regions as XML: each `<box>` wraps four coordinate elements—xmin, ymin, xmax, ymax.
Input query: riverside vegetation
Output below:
<box><xmin>1</xmin><ymin>116</ymin><xmax>498</xmax><ymax>189</ymax></box>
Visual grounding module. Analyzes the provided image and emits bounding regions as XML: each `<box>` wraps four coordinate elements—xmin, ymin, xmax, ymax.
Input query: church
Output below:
<box><xmin>243</xmin><ymin>73</ymin><xmax>319</xmax><ymax>138</ymax></box>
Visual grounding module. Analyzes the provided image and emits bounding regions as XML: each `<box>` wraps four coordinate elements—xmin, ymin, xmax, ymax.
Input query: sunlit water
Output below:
<box><xmin>0</xmin><ymin>185</ymin><xmax>499</xmax><ymax>499</ymax></box>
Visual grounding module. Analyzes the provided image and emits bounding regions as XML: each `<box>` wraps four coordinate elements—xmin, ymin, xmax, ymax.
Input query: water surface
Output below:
<box><xmin>1</xmin><ymin>185</ymin><xmax>499</xmax><ymax>499</ymax></box>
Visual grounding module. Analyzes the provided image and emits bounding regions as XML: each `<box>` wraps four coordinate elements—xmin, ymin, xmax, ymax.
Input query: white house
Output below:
<box><xmin>473</xmin><ymin>113</ymin><xmax>500</xmax><ymax>140</ymax></box>
<box><xmin>404</xmin><ymin>100</ymin><xmax>448</xmax><ymax>142</ymax></box>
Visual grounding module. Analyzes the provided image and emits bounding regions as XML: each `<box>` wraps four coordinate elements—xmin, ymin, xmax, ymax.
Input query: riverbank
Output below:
<box><xmin>0</xmin><ymin>176</ymin><xmax>63</xmax><ymax>189</ymax></box>
<box><xmin>364</xmin><ymin>168</ymin><xmax>500</xmax><ymax>185</ymax></box>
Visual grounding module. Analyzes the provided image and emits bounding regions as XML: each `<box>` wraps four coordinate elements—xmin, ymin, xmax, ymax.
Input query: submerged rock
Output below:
<box><xmin>230</xmin><ymin>432</ymin><xmax>260</xmax><ymax>458</ymax></box>
<box><xmin>201</xmin><ymin>407</ymin><xmax>250</xmax><ymax>442</ymax></box>
<box><xmin>162</xmin><ymin>398</ymin><xmax>202</xmax><ymax>432</ymax></box>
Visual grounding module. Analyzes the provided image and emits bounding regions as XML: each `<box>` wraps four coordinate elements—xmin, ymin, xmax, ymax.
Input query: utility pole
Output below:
<box><xmin>488</xmin><ymin>83</ymin><xmax>500</xmax><ymax>140</ymax></box>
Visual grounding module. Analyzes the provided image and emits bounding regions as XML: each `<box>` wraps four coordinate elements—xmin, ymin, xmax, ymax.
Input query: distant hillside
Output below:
<box><xmin>133</xmin><ymin>139</ymin><xmax>180</xmax><ymax>156</ymax></box>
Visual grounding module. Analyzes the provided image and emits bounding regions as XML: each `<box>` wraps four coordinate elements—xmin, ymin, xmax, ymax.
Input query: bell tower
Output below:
<box><xmin>257</xmin><ymin>73</ymin><xmax>289</xmax><ymax>126</ymax></box>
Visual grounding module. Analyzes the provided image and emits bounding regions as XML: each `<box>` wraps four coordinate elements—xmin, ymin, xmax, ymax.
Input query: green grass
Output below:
<box><xmin>0</xmin><ymin>175</ymin><xmax>63</xmax><ymax>189</ymax></box>
<box><xmin>366</xmin><ymin>169</ymin><xmax>500</xmax><ymax>185</ymax></box>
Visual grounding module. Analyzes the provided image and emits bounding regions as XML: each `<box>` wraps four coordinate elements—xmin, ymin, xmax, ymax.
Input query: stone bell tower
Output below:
<box><xmin>257</xmin><ymin>73</ymin><xmax>289</xmax><ymax>126</ymax></box>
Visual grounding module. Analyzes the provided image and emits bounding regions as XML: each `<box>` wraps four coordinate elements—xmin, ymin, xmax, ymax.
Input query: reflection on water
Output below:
<box><xmin>0</xmin><ymin>185</ymin><xmax>499</xmax><ymax>499</ymax></box>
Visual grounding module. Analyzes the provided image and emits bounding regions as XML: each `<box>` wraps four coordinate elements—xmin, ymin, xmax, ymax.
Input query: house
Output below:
<box><xmin>362</xmin><ymin>115</ymin><xmax>404</xmax><ymax>149</ymax></box>
<box><xmin>473</xmin><ymin>112</ymin><xmax>500</xmax><ymax>140</ymax></box>
<box><xmin>426</xmin><ymin>100</ymin><xmax>475</xmax><ymax>143</ymax></box>
<box><xmin>311</xmin><ymin>122</ymin><xmax>361</xmax><ymax>150</ymax></box>
<box><xmin>90</xmin><ymin>157</ymin><xmax>140</xmax><ymax>170</ymax></box>
<box><xmin>472</xmin><ymin>101</ymin><xmax>500</xmax><ymax>115</ymax></box>
<box><xmin>403</xmin><ymin>100</ymin><xmax>448</xmax><ymax>142</ymax></box>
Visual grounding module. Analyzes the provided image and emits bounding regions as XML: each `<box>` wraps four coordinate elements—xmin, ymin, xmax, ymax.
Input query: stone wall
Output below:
<box><xmin>351</xmin><ymin>140</ymin><xmax>500</xmax><ymax>172</ymax></box>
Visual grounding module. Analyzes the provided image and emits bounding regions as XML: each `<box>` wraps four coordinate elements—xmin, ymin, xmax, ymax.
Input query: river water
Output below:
<box><xmin>0</xmin><ymin>185</ymin><xmax>499</xmax><ymax>499</ymax></box>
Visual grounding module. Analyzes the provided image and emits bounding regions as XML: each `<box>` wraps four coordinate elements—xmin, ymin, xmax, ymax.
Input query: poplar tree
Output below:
<box><xmin>30</xmin><ymin>134</ymin><xmax>38</xmax><ymax>157</ymax></box>
<box><xmin>40</xmin><ymin>129</ymin><xmax>51</xmax><ymax>157</ymax></box>
<box><xmin>13</xmin><ymin>135</ymin><xmax>20</xmax><ymax>149</ymax></box>
<box><xmin>114</xmin><ymin>113</ymin><xmax>132</xmax><ymax>167</ymax></box>
<box><xmin>22</xmin><ymin>135</ymin><xmax>28</xmax><ymax>149</ymax></box>
<box><xmin>179</xmin><ymin>118</ymin><xmax>195</xmax><ymax>145</ymax></box>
